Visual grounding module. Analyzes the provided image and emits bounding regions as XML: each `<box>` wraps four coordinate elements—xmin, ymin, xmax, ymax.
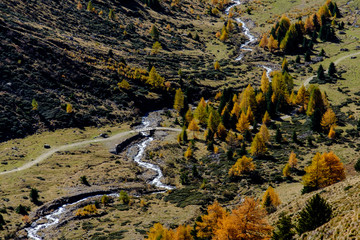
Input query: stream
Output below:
<box><xmin>225</xmin><ymin>0</ymin><xmax>274</xmax><ymax>78</ymax></box>
<box><xmin>25</xmin><ymin>113</ymin><xmax>173</xmax><ymax>239</ymax></box>
<box><xmin>25</xmin><ymin>2</ymin><xmax>272</xmax><ymax>238</ymax></box>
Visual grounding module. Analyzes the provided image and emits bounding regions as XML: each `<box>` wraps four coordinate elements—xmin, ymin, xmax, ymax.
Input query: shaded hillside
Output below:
<box><xmin>0</xmin><ymin>0</ymin><xmax>233</xmax><ymax>141</ymax></box>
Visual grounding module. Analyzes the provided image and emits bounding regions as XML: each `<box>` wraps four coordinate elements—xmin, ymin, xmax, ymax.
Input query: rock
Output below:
<box><xmin>99</xmin><ymin>133</ymin><xmax>109</xmax><ymax>138</ymax></box>
<box><xmin>340</xmin><ymin>48</ymin><xmax>349</xmax><ymax>52</ymax></box>
<box><xmin>339</xmin><ymin>31</ymin><xmax>346</xmax><ymax>35</ymax></box>
<box><xmin>351</xmin><ymin>56</ymin><xmax>357</xmax><ymax>59</ymax></box>
<box><xmin>44</xmin><ymin>144</ymin><xmax>51</xmax><ymax>149</ymax></box>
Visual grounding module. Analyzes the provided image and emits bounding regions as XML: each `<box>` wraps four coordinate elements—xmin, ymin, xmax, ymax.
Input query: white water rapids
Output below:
<box><xmin>26</xmin><ymin>114</ymin><xmax>173</xmax><ymax>239</ymax></box>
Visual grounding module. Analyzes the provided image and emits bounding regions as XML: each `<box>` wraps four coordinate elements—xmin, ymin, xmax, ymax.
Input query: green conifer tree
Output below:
<box><xmin>272</xmin><ymin>213</ymin><xmax>295</xmax><ymax>240</ymax></box>
<box><xmin>297</xmin><ymin>194</ymin><xmax>332</xmax><ymax>234</ymax></box>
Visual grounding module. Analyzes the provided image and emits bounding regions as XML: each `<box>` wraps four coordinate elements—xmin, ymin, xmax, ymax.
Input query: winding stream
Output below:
<box><xmin>25</xmin><ymin>114</ymin><xmax>173</xmax><ymax>239</ymax></box>
<box><xmin>225</xmin><ymin>0</ymin><xmax>274</xmax><ymax>77</ymax></box>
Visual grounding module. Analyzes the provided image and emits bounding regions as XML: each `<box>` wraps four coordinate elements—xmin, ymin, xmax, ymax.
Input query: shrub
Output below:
<box><xmin>15</xmin><ymin>205</ymin><xmax>30</xmax><ymax>215</ymax></box>
<box><xmin>119</xmin><ymin>191</ymin><xmax>130</xmax><ymax>205</ymax></box>
<box><xmin>76</xmin><ymin>204</ymin><xmax>98</xmax><ymax>217</ymax></box>
<box><xmin>80</xmin><ymin>176</ymin><xmax>90</xmax><ymax>186</ymax></box>
<box><xmin>355</xmin><ymin>158</ymin><xmax>360</xmax><ymax>172</ymax></box>
<box><xmin>30</xmin><ymin>188</ymin><xmax>39</xmax><ymax>204</ymax></box>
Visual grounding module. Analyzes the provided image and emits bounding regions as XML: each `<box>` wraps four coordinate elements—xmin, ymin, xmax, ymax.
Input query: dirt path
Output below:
<box><xmin>0</xmin><ymin>127</ymin><xmax>181</xmax><ymax>176</ymax></box>
<box><xmin>302</xmin><ymin>51</ymin><xmax>360</xmax><ymax>87</ymax></box>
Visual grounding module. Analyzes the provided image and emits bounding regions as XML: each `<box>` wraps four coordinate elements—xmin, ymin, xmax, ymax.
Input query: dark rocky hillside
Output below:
<box><xmin>0</xmin><ymin>0</ymin><xmax>227</xmax><ymax>141</ymax></box>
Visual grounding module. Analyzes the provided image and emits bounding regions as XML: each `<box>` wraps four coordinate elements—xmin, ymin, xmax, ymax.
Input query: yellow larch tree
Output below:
<box><xmin>214</xmin><ymin>61</ymin><xmax>220</xmax><ymax>70</ymax></box>
<box><xmin>184</xmin><ymin>146</ymin><xmax>193</xmax><ymax>159</ymax></box>
<box><xmin>288</xmin><ymin>151</ymin><xmax>298</xmax><ymax>168</ymax></box>
<box><xmin>231</xmin><ymin>102</ymin><xmax>241</xmax><ymax>118</ymax></box>
<box><xmin>268</xmin><ymin>34</ymin><xmax>278</xmax><ymax>52</ymax></box>
<box><xmin>239</xmin><ymin>84</ymin><xmax>256</xmax><ymax>113</ymax></box>
<box><xmin>321</xmin><ymin>108</ymin><xmax>337</xmax><ymax>131</ymax></box>
<box><xmin>229</xmin><ymin>156</ymin><xmax>255</xmax><ymax>177</ymax></box>
<box><xmin>196</xmin><ymin>200</ymin><xmax>228</xmax><ymax>239</ymax></box>
<box><xmin>259</xmin><ymin>124</ymin><xmax>270</xmax><ymax>143</ymax></box>
<box><xmin>328</xmin><ymin>125</ymin><xmax>336</xmax><ymax>139</ymax></box>
<box><xmin>262</xmin><ymin>111</ymin><xmax>271</xmax><ymax>125</ymax></box>
<box><xmin>216</xmin><ymin>123</ymin><xmax>227</xmax><ymax>140</ymax></box>
<box><xmin>259</xmin><ymin>34</ymin><xmax>268</xmax><ymax>49</ymax></box>
<box><xmin>185</xmin><ymin>109</ymin><xmax>193</xmax><ymax>124</ymax></box>
<box><xmin>262</xmin><ymin>186</ymin><xmax>281</xmax><ymax>213</ymax></box>
<box><xmin>173</xmin><ymin>225</ymin><xmax>193</xmax><ymax>240</ymax></box>
<box><xmin>146</xmin><ymin>223</ymin><xmax>173</xmax><ymax>240</ymax></box>
<box><xmin>174</xmin><ymin>88</ymin><xmax>185</xmax><ymax>114</ymax></box>
<box><xmin>250</xmin><ymin>133</ymin><xmax>267</xmax><ymax>156</ymax></box>
<box><xmin>147</xmin><ymin>66</ymin><xmax>164</xmax><ymax>89</ymax></box>
<box><xmin>246</xmin><ymin>107</ymin><xmax>254</xmax><ymax>123</ymax></box>
<box><xmin>236</xmin><ymin>112</ymin><xmax>250</xmax><ymax>133</ymax></box>
<box><xmin>260</xmin><ymin>71</ymin><xmax>270</xmax><ymax>94</ymax></box>
<box><xmin>321</xmin><ymin>151</ymin><xmax>345</xmax><ymax>185</ymax></box>
<box><xmin>296</xmin><ymin>85</ymin><xmax>309</xmax><ymax>112</ymax></box>
<box><xmin>194</xmin><ymin>97</ymin><xmax>207</xmax><ymax>125</ymax></box>
<box><xmin>283</xmin><ymin>164</ymin><xmax>291</xmax><ymax>177</ymax></box>
<box><xmin>66</xmin><ymin>103</ymin><xmax>73</xmax><ymax>113</ymax></box>
<box><xmin>303</xmin><ymin>151</ymin><xmax>345</xmax><ymax>189</ymax></box>
<box><xmin>188</xmin><ymin>119</ymin><xmax>200</xmax><ymax>139</ymax></box>
<box><xmin>214</xmin><ymin>198</ymin><xmax>272</xmax><ymax>240</ymax></box>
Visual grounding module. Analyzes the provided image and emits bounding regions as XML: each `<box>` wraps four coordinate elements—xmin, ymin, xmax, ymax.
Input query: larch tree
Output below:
<box><xmin>194</xmin><ymin>97</ymin><xmax>207</xmax><ymax>125</ymax></box>
<box><xmin>328</xmin><ymin>125</ymin><xmax>336</xmax><ymax>139</ymax></box>
<box><xmin>149</xmin><ymin>25</ymin><xmax>160</xmax><ymax>40</ymax></box>
<box><xmin>246</xmin><ymin>107</ymin><xmax>254</xmax><ymax>124</ymax></box>
<box><xmin>66</xmin><ymin>103</ymin><xmax>73</xmax><ymax>113</ymax></box>
<box><xmin>321</xmin><ymin>151</ymin><xmax>345</xmax><ymax>185</ymax></box>
<box><xmin>214</xmin><ymin>198</ymin><xmax>272</xmax><ymax>240</ymax></box>
<box><xmin>146</xmin><ymin>223</ymin><xmax>174</xmax><ymax>240</ymax></box>
<box><xmin>196</xmin><ymin>200</ymin><xmax>228</xmax><ymax>239</ymax></box>
<box><xmin>261</xmin><ymin>70</ymin><xmax>270</xmax><ymax>94</ymax></box>
<box><xmin>236</xmin><ymin>112</ymin><xmax>250</xmax><ymax>133</ymax></box>
<box><xmin>147</xmin><ymin>66</ymin><xmax>164</xmax><ymax>89</ymax></box>
<box><xmin>118</xmin><ymin>79</ymin><xmax>131</xmax><ymax>90</ymax></box>
<box><xmin>188</xmin><ymin>119</ymin><xmax>200</xmax><ymax>139</ymax></box>
<box><xmin>320</xmin><ymin>108</ymin><xmax>336</xmax><ymax>131</ymax></box>
<box><xmin>302</xmin><ymin>151</ymin><xmax>345</xmax><ymax>191</ymax></box>
<box><xmin>295</xmin><ymin>85</ymin><xmax>309</xmax><ymax>111</ymax></box>
<box><xmin>214</xmin><ymin>61</ymin><xmax>220</xmax><ymax>70</ymax></box>
<box><xmin>216</xmin><ymin>123</ymin><xmax>227</xmax><ymax>140</ymax></box>
<box><xmin>288</xmin><ymin>151</ymin><xmax>298</xmax><ymax>168</ymax></box>
<box><xmin>268</xmin><ymin>34</ymin><xmax>279</xmax><ymax>52</ymax></box>
<box><xmin>283</xmin><ymin>164</ymin><xmax>291</xmax><ymax>177</ymax></box>
<box><xmin>173</xmin><ymin>225</ymin><xmax>193</xmax><ymax>240</ymax></box>
<box><xmin>151</xmin><ymin>41</ymin><xmax>162</xmax><ymax>55</ymax></box>
<box><xmin>174</xmin><ymin>88</ymin><xmax>185</xmax><ymax>114</ymax></box>
<box><xmin>108</xmin><ymin>8</ymin><xmax>115</xmax><ymax>20</ymax></box>
<box><xmin>259</xmin><ymin>34</ymin><xmax>268</xmax><ymax>49</ymax></box>
<box><xmin>184</xmin><ymin>146</ymin><xmax>193</xmax><ymax>159</ymax></box>
<box><xmin>239</xmin><ymin>84</ymin><xmax>256</xmax><ymax>113</ymax></box>
<box><xmin>262</xmin><ymin>186</ymin><xmax>281</xmax><ymax>213</ymax></box>
<box><xmin>228</xmin><ymin>155</ymin><xmax>255</xmax><ymax>177</ymax></box>
<box><xmin>231</xmin><ymin>102</ymin><xmax>241</xmax><ymax>118</ymax></box>
<box><xmin>32</xmin><ymin>99</ymin><xmax>38</xmax><ymax>111</ymax></box>
<box><xmin>250</xmin><ymin>133</ymin><xmax>267</xmax><ymax>156</ymax></box>
<box><xmin>259</xmin><ymin>124</ymin><xmax>270</xmax><ymax>143</ymax></box>
<box><xmin>262</xmin><ymin>111</ymin><xmax>271</xmax><ymax>125</ymax></box>
<box><xmin>185</xmin><ymin>109</ymin><xmax>193</xmax><ymax>124</ymax></box>
<box><xmin>87</xmin><ymin>1</ymin><xmax>93</xmax><ymax>11</ymax></box>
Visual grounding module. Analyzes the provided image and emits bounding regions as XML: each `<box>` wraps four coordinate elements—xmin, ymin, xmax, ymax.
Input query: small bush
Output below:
<box><xmin>355</xmin><ymin>159</ymin><xmax>360</xmax><ymax>172</ymax></box>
